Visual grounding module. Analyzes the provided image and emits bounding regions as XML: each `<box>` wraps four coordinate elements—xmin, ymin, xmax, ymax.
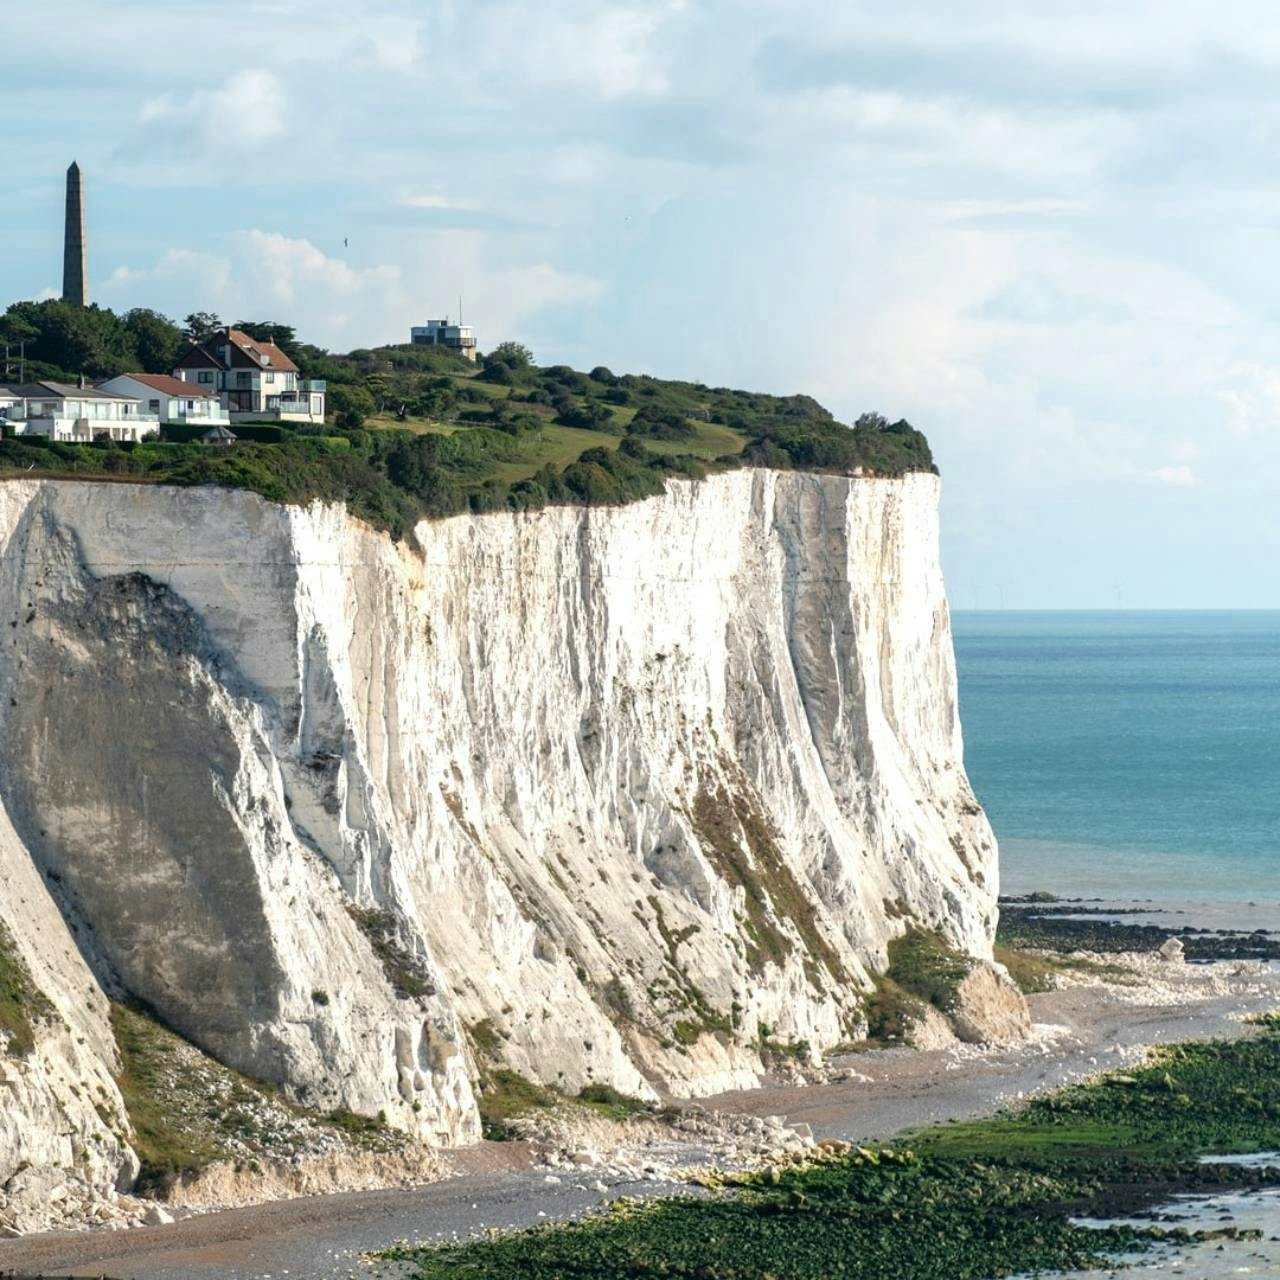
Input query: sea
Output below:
<box><xmin>955</xmin><ymin>611</ymin><xmax>1280</xmax><ymax>1278</ymax></box>
<box><xmin>952</xmin><ymin>610</ymin><xmax>1280</xmax><ymax>908</ymax></box>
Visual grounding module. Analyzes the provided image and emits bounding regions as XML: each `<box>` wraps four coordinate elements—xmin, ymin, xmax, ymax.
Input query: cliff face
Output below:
<box><xmin>0</xmin><ymin>470</ymin><xmax>1001</xmax><ymax>1222</ymax></box>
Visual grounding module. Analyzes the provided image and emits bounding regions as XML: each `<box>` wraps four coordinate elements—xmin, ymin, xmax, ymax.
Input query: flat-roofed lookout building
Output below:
<box><xmin>410</xmin><ymin>319</ymin><xmax>477</xmax><ymax>361</ymax></box>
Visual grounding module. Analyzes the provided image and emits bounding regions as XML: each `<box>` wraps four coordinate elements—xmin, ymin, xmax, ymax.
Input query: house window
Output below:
<box><xmin>198</xmin><ymin>371</ymin><xmax>214</xmax><ymax>384</ymax></box>
<box><xmin>265</xmin><ymin>372</ymin><xmax>275</xmax><ymax>384</ymax></box>
<box><xmin>148</xmin><ymin>400</ymin><xmax>160</xmax><ymax>413</ymax></box>
<box><xmin>236</xmin><ymin>372</ymin><xmax>251</xmax><ymax>386</ymax></box>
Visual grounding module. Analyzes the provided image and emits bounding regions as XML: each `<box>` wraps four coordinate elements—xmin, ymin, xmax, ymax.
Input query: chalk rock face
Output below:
<box><xmin>951</xmin><ymin>964</ymin><xmax>1033</xmax><ymax>1045</ymax></box>
<box><xmin>0</xmin><ymin>470</ymin><xmax>1001</xmax><ymax>1215</ymax></box>
<box><xmin>0</xmin><ymin>821</ymin><xmax>136</xmax><ymax>1232</ymax></box>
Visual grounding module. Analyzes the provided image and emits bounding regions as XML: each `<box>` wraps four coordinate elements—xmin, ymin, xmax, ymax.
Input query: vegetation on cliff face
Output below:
<box><xmin>378</xmin><ymin>1020</ymin><xmax>1280</xmax><ymax>1279</ymax></box>
<box><xmin>109</xmin><ymin>1002</ymin><xmax>408</xmax><ymax>1193</ymax></box>
<box><xmin>1</xmin><ymin>302</ymin><xmax>935</xmax><ymax>538</ymax></box>
<box><xmin>0</xmin><ymin>919</ymin><xmax>55</xmax><ymax>1057</ymax></box>
<box><xmin>855</xmin><ymin>928</ymin><xmax>975</xmax><ymax>1046</ymax></box>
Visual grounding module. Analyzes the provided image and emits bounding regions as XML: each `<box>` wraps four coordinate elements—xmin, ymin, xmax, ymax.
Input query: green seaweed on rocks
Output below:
<box><xmin>374</xmin><ymin>1021</ymin><xmax>1280</xmax><ymax>1278</ymax></box>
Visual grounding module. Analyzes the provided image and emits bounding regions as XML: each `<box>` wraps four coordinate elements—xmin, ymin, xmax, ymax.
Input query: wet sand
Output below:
<box><xmin>3</xmin><ymin>955</ymin><xmax>1276</xmax><ymax>1280</ymax></box>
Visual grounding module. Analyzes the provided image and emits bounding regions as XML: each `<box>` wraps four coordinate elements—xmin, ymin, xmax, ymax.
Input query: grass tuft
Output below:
<box><xmin>0</xmin><ymin>919</ymin><xmax>55</xmax><ymax>1058</ymax></box>
<box><xmin>346</xmin><ymin>905</ymin><xmax>434</xmax><ymax>1000</ymax></box>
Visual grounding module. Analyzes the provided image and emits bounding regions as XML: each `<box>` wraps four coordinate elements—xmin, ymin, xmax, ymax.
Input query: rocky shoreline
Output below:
<box><xmin>998</xmin><ymin>893</ymin><xmax>1280</xmax><ymax>962</ymax></box>
<box><xmin>2</xmin><ymin>927</ymin><xmax>1276</xmax><ymax>1278</ymax></box>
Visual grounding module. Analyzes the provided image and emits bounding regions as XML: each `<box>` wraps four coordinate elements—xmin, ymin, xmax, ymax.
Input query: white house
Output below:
<box><xmin>172</xmin><ymin>328</ymin><xmax>326</xmax><ymax>423</ymax></box>
<box><xmin>410</xmin><ymin>319</ymin><xmax>477</xmax><ymax>361</ymax></box>
<box><xmin>0</xmin><ymin>382</ymin><xmax>155</xmax><ymax>442</ymax></box>
<box><xmin>97</xmin><ymin>373</ymin><xmax>230</xmax><ymax>427</ymax></box>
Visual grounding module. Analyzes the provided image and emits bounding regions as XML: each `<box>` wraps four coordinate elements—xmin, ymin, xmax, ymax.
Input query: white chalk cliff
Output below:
<box><xmin>0</xmin><ymin>469</ymin><xmax>1004</xmax><ymax>1223</ymax></box>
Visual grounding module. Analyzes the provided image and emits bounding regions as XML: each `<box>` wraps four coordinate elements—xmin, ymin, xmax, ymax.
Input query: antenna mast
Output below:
<box><xmin>2</xmin><ymin>339</ymin><xmax>26</xmax><ymax>383</ymax></box>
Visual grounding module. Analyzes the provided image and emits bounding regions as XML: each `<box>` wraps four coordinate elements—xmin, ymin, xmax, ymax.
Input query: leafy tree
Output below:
<box><xmin>409</xmin><ymin>379</ymin><xmax>458</xmax><ymax>419</ymax></box>
<box><xmin>327</xmin><ymin>383</ymin><xmax>375</xmax><ymax>431</ymax></box>
<box><xmin>486</xmin><ymin>341</ymin><xmax>533</xmax><ymax>370</ymax></box>
<box><xmin>553</xmin><ymin>395</ymin><xmax>613</xmax><ymax>430</ymax></box>
<box><xmin>627</xmin><ymin>405</ymin><xmax>696</xmax><ymax>440</ymax></box>
<box><xmin>182</xmin><ymin>312</ymin><xmax>223</xmax><ymax>344</ymax></box>
<box><xmin>0</xmin><ymin>313</ymin><xmax>38</xmax><ymax>345</ymax></box>
<box><xmin>3</xmin><ymin>300</ymin><xmax>135</xmax><ymax>379</ymax></box>
<box><xmin>123</xmin><ymin>308</ymin><xmax>182</xmax><ymax>373</ymax></box>
<box><xmin>364</xmin><ymin>373</ymin><xmax>392</xmax><ymax>413</ymax></box>
<box><xmin>0</xmin><ymin>313</ymin><xmax>38</xmax><ymax>380</ymax></box>
<box><xmin>385</xmin><ymin>433</ymin><xmax>443</xmax><ymax>494</ymax></box>
<box><xmin>543</xmin><ymin>365</ymin><xmax>591</xmax><ymax>393</ymax></box>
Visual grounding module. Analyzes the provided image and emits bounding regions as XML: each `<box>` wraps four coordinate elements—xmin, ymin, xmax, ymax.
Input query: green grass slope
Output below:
<box><xmin>0</xmin><ymin>345</ymin><xmax>934</xmax><ymax>540</ymax></box>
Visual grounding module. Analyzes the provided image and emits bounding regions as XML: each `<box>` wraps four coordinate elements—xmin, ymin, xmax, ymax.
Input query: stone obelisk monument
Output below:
<box><xmin>62</xmin><ymin>161</ymin><xmax>88</xmax><ymax>306</ymax></box>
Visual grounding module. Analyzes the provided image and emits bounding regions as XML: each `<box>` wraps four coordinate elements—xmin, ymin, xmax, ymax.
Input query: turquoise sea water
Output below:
<box><xmin>952</xmin><ymin>611</ymin><xmax>1280</xmax><ymax>902</ymax></box>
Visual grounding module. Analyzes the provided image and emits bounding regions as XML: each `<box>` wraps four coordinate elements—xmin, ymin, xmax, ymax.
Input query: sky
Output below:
<box><xmin>6</xmin><ymin>0</ymin><xmax>1280</xmax><ymax>609</ymax></box>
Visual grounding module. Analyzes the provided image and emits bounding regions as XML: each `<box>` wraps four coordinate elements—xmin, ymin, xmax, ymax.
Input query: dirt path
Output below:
<box><xmin>2</xmin><ymin>962</ymin><xmax>1276</xmax><ymax>1280</ymax></box>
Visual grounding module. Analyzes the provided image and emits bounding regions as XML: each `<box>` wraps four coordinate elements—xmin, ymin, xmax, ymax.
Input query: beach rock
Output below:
<box><xmin>908</xmin><ymin>1003</ymin><xmax>959</xmax><ymax>1051</ymax></box>
<box><xmin>143</xmin><ymin>1205</ymin><xmax>174</xmax><ymax>1227</ymax></box>
<box><xmin>951</xmin><ymin>963</ymin><xmax>1032</xmax><ymax>1045</ymax></box>
<box><xmin>1159</xmin><ymin>937</ymin><xmax>1186</xmax><ymax>964</ymax></box>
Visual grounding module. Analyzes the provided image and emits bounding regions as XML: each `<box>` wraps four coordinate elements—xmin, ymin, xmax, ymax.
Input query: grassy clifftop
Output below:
<box><xmin>0</xmin><ymin>342</ymin><xmax>934</xmax><ymax>539</ymax></box>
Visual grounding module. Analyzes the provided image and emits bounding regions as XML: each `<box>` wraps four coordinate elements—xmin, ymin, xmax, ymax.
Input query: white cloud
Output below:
<box><xmin>125</xmin><ymin>69</ymin><xmax>288</xmax><ymax>166</ymax></box>
<box><xmin>463</xmin><ymin>5</ymin><xmax>674</xmax><ymax>101</ymax></box>
<box><xmin>1149</xmin><ymin>464</ymin><xmax>1196</xmax><ymax>486</ymax></box>
<box><xmin>402</xmin><ymin>194</ymin><xmax>473</xmax><ymax>211</ymax></box>
<box><xmin>1215</xmin><ymin>362</ymin><xmax>1280</xmax><ymax>435</ymax></box>
<box><xmin>97</xmin><ymin>230</ymin><xmax>602</xmax><ymax>351</ymax></box>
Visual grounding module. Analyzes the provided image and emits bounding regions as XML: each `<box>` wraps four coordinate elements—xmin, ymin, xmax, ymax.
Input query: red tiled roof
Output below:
<box><xmin>174</xmin><ymin>345</ymin><xmax>222</xmax><ymax>370</ymax></box>
<box><xmin>174</xmin><ymin>329</ymin><xmax>301</xmax><ymax>375</ymax></box>
<box><xmin>115</xmin><ymin>373</ymin><xmax>217</xmax><ymax>398</ymax></box>
<box><xmin>225</xmin><ymin>329</ymin><xmax>300</xmax><ymax>374</ymax></box>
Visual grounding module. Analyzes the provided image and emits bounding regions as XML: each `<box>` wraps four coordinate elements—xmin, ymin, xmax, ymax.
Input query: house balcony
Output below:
<box><xmin>232</xmin><ymin>392</ymin><xmax>326</xmax><ymax>425</ymax></box>
<box><xmin>168</xmin><ymin>404</ymin><xmax>231</xmax><ymax>426</ymax></box>
<box><xmin>14</xmin><ymin>415</ymin><xmax>160</xmax><ymax>443</ymax></box>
